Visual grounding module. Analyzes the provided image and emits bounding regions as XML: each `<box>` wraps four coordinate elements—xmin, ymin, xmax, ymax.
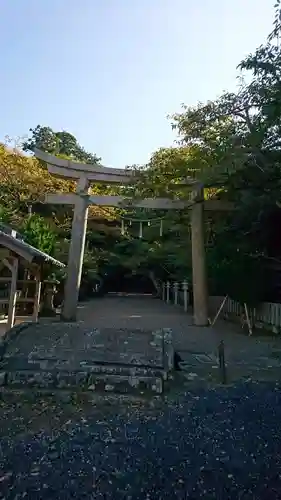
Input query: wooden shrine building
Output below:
<box><xmin>0</xmin><ymin>224</ymin><xmax>64</xmax><ymax>331</ymax></box>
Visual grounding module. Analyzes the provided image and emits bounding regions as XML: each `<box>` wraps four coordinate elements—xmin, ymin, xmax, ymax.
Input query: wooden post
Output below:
<box><xmin>218</xmin><ymin>340</ymin><xmax>227</xmax><ymax>384</ymax></box>
<box><xmin>211</xmin><ymin>295</ymin><xmax>228</xmax><ymax>326</ymax></box>
<box><xmin>62</xmin><ymin>177</ymin><xmax>90</xmax><ymax>321</ymax></box>
<box><xmin>190</xmin><ymin>187</ymin><xmax>208</xmax><ymax>326</ymax></box>
<box><xmin>244</xmin><ymin>303</ymin><xmax>253</xmax><ymax>336</ymax></box>
<box><xmin>32</xmin><ymin>271</ymin><xmax>42</xmax><ymax>322</ymax></box>
<box><xmin>6</xmin><ymin>257</ymin><xmax>18</xmax><ymax>330</ymax></box>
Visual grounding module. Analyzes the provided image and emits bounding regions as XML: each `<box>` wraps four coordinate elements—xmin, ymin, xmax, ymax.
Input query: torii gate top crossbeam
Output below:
<box><xmin>34</xmin><ymin>149</ymin><xmax>199</xmax><ymax>186</ymax></box>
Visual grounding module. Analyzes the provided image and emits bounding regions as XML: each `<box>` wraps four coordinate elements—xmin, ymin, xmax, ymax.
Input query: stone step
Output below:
<box><xmin>0</xmin><ymin>355</ymin><xmax>165</xmax><ymax>376</ymax></box>
<box><xmin>1</xmin><ymin>368</ymin><xmax>164</xmax><ymax>394</ymax></box>
<box><xmin>0</xmin><ymin>323</ymin><xmax>174</xmax><ymax>395</ymax></box>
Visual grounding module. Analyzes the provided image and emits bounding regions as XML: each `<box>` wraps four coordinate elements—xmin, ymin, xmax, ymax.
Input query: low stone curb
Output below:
<box><xmin>0</xmin><ymin>369</ymin><xmax>163</xmax><ymax>394</ymax></box>
<box><xmin>0</xmin><ymin>322</ymin><xmax>31</xmax><ymax>362</ymax></box>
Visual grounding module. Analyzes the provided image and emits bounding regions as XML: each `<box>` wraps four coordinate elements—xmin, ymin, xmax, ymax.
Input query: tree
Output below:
<box><xmin>166</xmin><ymin>5</ymin><xmax>281</xmax><ymax>304</ymax></box>
<box><xmin>122</xmin><ymin>3</ymin><xmax>281</xmax><ymax>305</ymax></box>
<box><xmin>23</xmin><ymin>125</ymin><xmax>100</xmax><ymax>164</ymax></box>
<box><xmin>21</xmin><ymin>214</ymin><xmax>56</xmax><ymax>255</ymax></box>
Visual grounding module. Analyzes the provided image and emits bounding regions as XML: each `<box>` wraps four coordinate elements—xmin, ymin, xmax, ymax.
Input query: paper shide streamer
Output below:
<box><xmin>120</xmin><ymin>217</ymin><xmax>164</xmax><ymax>238</ymax></box>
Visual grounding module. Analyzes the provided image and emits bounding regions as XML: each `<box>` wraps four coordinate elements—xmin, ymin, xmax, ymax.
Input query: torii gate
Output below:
<box><xmin>34</xmin><ymin>149</ymin><xmax>232</xmax><ymax>326</ymax></box>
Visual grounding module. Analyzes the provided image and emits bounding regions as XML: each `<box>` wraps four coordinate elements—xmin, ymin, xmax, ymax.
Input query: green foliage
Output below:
<box><xmin>207</xmin><ymin>228</ymin><xmax>268</xmax><ymax>306</ymax></box>
<box><xmin>21</xmin><ymin>214</ymin><xmax>56</xmax><ymax>255</ymax></box>
<box><xmin>23</xmin><ymin>125</ymin><xmax>100</xmax><ymax>164</ymax></box>
<box><xmin>0</xmin><ymin>204</ymin><xmax>13</xmax><ymax>224</ymax></box>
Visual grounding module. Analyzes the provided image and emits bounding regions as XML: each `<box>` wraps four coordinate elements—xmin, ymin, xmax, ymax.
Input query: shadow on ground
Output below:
<box><xmin>1</xmin><ymin>382</ymin><xmax>281</xmax><ymax>499</ymax></box>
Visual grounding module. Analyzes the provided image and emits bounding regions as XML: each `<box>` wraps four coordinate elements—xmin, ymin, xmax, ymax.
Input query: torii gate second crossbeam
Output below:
<box><xmin>34</xmin><ymin>149</ymin><xmax>232</xmax><ymax>326</ymax></box>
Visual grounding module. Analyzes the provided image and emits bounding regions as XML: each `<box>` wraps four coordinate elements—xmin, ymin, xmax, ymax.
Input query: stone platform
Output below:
<box><xmin>0</xmin><ymin>321</ymin><xmax>174</xmax><ymax>394</ymax></box>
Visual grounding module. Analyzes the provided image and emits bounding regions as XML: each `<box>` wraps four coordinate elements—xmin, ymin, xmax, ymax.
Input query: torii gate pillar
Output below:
<box><xmin>190</xmin><ymin>187</ymin><xmax>208</xmax><ymax>326</ymax></box>
<box><xmin>62</xmin><ymin>177</ymin><xmax>89</xmax><ymax>321</ymax></box>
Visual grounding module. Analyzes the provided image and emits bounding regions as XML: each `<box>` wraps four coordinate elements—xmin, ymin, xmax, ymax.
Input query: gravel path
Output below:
<box><xmin>1</xmin><ymin>382</ymin><xmax>281</xmax><ymax>499</ymax></box>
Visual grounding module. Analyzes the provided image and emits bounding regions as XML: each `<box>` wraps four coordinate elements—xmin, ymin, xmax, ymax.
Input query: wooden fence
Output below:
<box><xmin>209</xmin><ymin>296</ymin><xmax>281</xmax><ymax>334</ymax></box>
<box><xmin>160</xmin><ymin>281</ymin><xmax>281</xmax><ymax>334</ymax></box>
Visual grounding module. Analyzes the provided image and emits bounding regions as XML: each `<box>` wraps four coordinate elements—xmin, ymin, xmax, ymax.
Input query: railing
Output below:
<box><xmin>0</xmin><ymin>278</ymin><xmax>58</xmax><ymax>319</ymax></box>
<box><xmin>0</xmin><ymin>278</ymin><xmax>38</xmax><ymax>318</ymax></box>
<box><xmin>0</xmin><ymin>287</ymin><xmax>9</xmax><ymax>315</ymax></box>
<box><xmin>160</xmin><ymin>281</ymin><xmax>281</xmax><ymax>334</ymax></box>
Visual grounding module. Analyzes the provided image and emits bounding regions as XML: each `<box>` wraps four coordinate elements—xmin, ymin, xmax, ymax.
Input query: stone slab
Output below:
<box><xmin>0</xmin><ymin>321</ymin><xmax>174</xmax><ymax>394</ymax></box>
<box><xmin>2</xmin><ymin>323</ymin><xmax>163</xmax><ymax>366</ymax></box>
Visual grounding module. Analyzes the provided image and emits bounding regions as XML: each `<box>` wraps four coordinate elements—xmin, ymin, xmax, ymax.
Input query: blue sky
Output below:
<box><xmin>0</xmin><ymin>0</ymin><xmax>274</xmax><ymax>168</ymax></box>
